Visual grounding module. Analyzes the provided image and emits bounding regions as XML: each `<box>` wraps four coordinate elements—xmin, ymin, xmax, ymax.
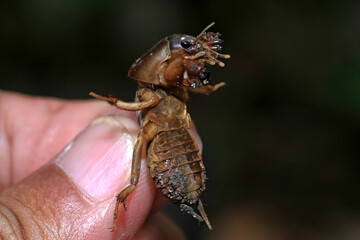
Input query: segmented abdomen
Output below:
<box><xmin>147</xmin><ymin>127</ymin><xmax>206</xmax><ymax>204</ymax></box>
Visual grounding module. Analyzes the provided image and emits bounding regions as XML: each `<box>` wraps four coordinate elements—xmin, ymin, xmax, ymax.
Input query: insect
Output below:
<box><xmin>90</xmin><ymin>22</ymin><xmax>230</xmax><ymax>231</ymax></box>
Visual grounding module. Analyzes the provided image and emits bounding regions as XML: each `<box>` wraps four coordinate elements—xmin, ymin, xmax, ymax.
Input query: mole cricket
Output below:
<box><xmin>90</xmin><ymin>22</ymin><xmax>230</xmax><ymax>230</ymax></box>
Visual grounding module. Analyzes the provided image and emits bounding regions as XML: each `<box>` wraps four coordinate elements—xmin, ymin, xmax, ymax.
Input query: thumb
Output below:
<box><xmin>0</xmin><ymin>116</ymin><xmax>157</xmax><ymax>239</ymax></box>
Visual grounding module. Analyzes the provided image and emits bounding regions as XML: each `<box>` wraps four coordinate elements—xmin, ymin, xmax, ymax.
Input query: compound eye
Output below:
<box><xmin>180</xmin><ymin>40</ymin><xmax>191</xmax><ymax>49</ymax></box>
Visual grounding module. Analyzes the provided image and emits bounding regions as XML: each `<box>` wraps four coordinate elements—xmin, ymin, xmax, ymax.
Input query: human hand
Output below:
<box><xmin>0</xmin><ymin>90</ymin><xmax>186</xmax><ymax>239</ymax></box>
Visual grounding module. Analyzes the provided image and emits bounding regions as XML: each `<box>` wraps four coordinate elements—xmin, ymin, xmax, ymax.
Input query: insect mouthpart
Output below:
<box><xmin>204</xmin><ymin>38</ymin><xmax>223</xmax><ymax>51</ymax></box>
<box><xmin>184</xmin><ymin>22</ymin><xmax>230</xmax><ymax>68</ymax></box>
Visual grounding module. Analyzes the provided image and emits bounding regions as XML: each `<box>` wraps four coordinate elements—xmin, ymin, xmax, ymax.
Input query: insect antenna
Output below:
<box><xmin>194</xmin><ymin>22</ymin><xmax>216</xmax><ymax>44</ymax></box>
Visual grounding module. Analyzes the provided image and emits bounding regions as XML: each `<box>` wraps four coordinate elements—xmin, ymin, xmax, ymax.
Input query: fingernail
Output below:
<box><xmin>56</xmin><ymin>116</ymin><xmax>138</xmax><ymax>200</ymax></box>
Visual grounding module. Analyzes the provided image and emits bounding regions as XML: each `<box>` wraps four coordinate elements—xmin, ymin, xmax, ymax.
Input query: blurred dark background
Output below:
<box><xmin>1</xmin><ymin>0</ymin><xmax>360</xmax><ymax>239</ymax></box>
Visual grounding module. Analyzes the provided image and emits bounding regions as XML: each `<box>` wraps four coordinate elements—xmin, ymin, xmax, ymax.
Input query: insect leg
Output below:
<box><xmin>111</xmin><ymin>121</ymin><xmax>158</xmax><ymax>231</ymax></box>
<box><xmin>89</xmin><ymin>91</ymin><xmax>160</xmax><ymax>111</ymax></box>
<box><xmin>188</xmin><ymin>82</ymin><xmax>226</xmax><ymax>95</ymax></box>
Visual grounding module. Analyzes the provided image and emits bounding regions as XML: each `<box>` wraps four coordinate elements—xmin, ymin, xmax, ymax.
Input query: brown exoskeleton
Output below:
<box><xmin>90</xmin><ymin>22</ymin><xmax>230</xmax><ymax>231</ymax></box>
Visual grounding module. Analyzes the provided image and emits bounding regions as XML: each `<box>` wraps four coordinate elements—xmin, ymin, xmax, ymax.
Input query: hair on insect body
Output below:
<box><xmin>90</xmin><ymin>22</ymin><xmax>230</xmax><ymax>231</ymax></box>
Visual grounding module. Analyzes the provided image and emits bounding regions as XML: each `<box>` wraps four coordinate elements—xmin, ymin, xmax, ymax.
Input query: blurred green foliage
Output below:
<box><xmin>1</xmin><ymin>0</ymin><xmax>360</xmax><ymax>239</ymax></box>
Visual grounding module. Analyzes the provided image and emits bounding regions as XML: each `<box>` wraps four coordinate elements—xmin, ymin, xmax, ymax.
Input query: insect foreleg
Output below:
<box><xmin>89</xmin><ymin>91</ymin><xmax>160</xmax><ymax>111</ymax></box>
<box><xmin>111</xmin><ymin>121</ymin><xmax>158</xmax><ymax>231</ymax></box>
<box><xmin>188</xmin><ymin>82</ymin><xmax>226</xmax><ymax>95</ymax></box>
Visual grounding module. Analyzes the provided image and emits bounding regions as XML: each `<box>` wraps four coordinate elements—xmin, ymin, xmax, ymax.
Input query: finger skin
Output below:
<box><xmin>0</xmin><ymin>91</ymin><xmax>136</xmax><ymax>190</ymax></box>
<box><xmin>0</xmin><ymin>155</ymin><xmax>158</xmax><ymax>239</ymax></box>
<box><xmin>1</xmin><ymin>165</ymin><xmax>93</xmax><ymax>239</ymax></box>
